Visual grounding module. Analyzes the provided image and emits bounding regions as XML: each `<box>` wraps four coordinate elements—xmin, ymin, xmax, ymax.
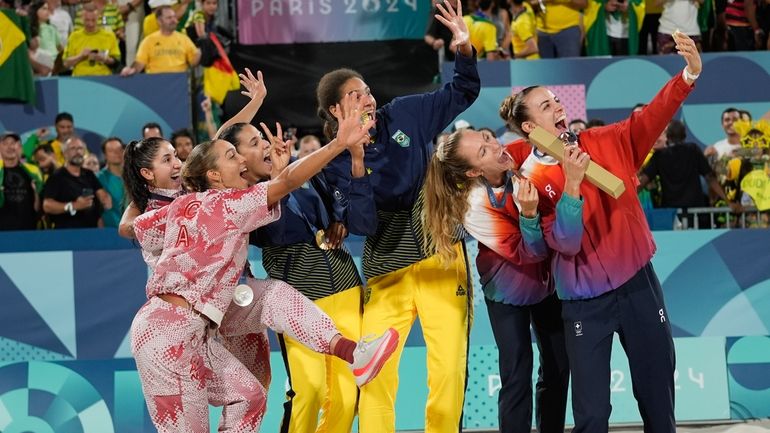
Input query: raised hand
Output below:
<box><xmin>260</xmin><ymin>122</ymin><xmax>292</xmax><ymax>176</ymax></box>
<box><xmin>239</xmin><ymin>68</ymin><xmax>267</xmax><ymax>103</ymax></box>
<box><xmin>516</xmin><ymin>178</ymin><xmax>539</xmax><ymax>218</ymax></box>
<box><xmin>562</xmin><ymin>145</ymin><xmax>590</xmax><ymax>198</ymax></box>
<box><xmin>673</xmin><ymin>31</ymin><xmax>702</xmax><ymax>82</ymax></box>
<box><xmin>434</xmin><ymin>0</ymin><xmax>472</xmax><ymax>56</ymax></box>
<box><xmin>333</xmin><ymin>93</ymin><xmax>375</xmax><ymax>154</ymax></box>
<box><xmin>201</xmin><ymin>96</ymin><xmax>212</xmax><ymax>113</ymax></box>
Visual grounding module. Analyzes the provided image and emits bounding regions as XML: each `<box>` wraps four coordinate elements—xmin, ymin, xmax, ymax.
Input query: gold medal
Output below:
<box><xmin>315</xmin><ymin>229</ymin><xmax>330</xmax><ymax>250</ymax></box>
<box><xmin>360</xmin><ymin>112</ymin><xmax>371</xmax><ymax>126</ymax></box>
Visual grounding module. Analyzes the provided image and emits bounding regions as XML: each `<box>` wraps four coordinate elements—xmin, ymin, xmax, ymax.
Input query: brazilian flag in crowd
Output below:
<box><xmin>0</xmin><ymin>7</ymin><xmax>35</xmax><ymax>104</ymax></box>
<box><xmin>584</xmin><ymin>0</ymin><xmax>645</xmax><ymax>56</ymax></box>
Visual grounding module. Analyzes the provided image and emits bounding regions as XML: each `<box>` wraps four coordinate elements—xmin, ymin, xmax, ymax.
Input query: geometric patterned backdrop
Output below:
<box><xmin>1</xmin><ymin>228</ymin><xmax>769</xmax><ymax>431</ymax></box>
<box><xmin>447</xmin><ymin>52</ymin><xmax>770</xmax><ymax>149</ymax></box>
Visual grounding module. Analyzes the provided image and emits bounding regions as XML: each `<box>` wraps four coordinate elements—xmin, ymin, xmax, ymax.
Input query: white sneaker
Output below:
<box><xmin>350</xmin><ymin>328</ymin><xmax>399</xmax><ymax>387</ymax></box>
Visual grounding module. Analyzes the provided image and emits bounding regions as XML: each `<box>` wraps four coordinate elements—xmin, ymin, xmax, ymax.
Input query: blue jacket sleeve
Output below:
<box><xmin>388</xmin><ymin>49</ymin><xmax>481</xmax><ymax>148</ymax></box>
<box><xmin>542</xmin><ymin>194</ymin><xmax>584</xmax><ymax>257</ymax></box>
<box><xmin>319</xmin><ymin>158</ymin><xmax>378</xmax><ymax>236</ymax></box>
<box><xmin>346</xmin><ymin>176</ymin><xmax>377</xmax><ymax>236</ymax></box>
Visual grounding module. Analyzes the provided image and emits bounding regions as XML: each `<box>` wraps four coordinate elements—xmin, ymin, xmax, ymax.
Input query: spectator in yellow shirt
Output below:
<box><xmin>121</xmin><ymin>5</ymin><xmax>200</xmax><ymax>75</ymax></box>
<box><xmin>62</xmin><ymin>3</ymin><xmax>120</xmax><ymax>76</ymax></box>
<box><xmin>463</xmin><ymin>0</ymin><xmax>502</xmax><ymax>60</ymax></box>
<box><xmin>535</xmin><ymin>0</ymin><xmax>587</xmax><ymax>57</ymax></box>
<box><xmin>510</xmin><ymin>0</ymin><xmax>540</xmax><ymax>59</ymax></box>
<box><xmin>142</xmin><ymin>0</ymin><xmax>192</xmax><ymax>38</ymax></box>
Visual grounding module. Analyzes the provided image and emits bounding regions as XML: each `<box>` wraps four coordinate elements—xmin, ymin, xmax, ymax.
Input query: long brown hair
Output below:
<box><xmin>181</xmin><ymin>140</ymin><xmax>219</xmax><ymax>192</ymax></box>
<box><xmin>422</xmin><ymin>129</ymin><xmax>478</xmax><ymax>266</ymax></box>
<box><xmin>499</xmin><ymin>86</ymin><xmax>540</xmax><ymax>137</ymax></box>
<box><xmin>316</xmin><ymin>68</ymin><xmax>364</xmax><ymax>141</ymax></box>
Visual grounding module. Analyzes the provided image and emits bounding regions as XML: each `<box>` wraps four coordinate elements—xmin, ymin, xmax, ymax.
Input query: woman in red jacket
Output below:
<box><xmin>497</xmin><ymin>32</ymin><xmax>701</xmax><ymax>433</ymax></box>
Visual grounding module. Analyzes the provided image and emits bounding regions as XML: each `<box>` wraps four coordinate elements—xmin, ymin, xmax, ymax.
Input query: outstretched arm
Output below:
<box><xmin>623</xmin><ymin>32</ymin><xmax>700</xmax><ymax>168</ymax></box>
<box><xmin>266</xmin><ymin>94</ymin><xmax>375</xmax><ymax>207</ymax></box>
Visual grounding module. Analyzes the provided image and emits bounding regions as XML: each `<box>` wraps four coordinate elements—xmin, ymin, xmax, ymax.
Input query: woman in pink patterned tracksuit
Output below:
<box><xmin>129</xmin><ymin>97</ymin><xmax>398</xmax><ymax>432</ymax></box>
<box><xmin>119</xmin><ymin>136</ymin><xmax>371</xmax><ymax>393</ymax></box>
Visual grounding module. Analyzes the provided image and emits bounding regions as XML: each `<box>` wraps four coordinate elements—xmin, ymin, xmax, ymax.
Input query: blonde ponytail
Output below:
<box><xmin>422</xmin><ymin>130</ymin><xmax>477</xmax><ymax>267</ymax></box>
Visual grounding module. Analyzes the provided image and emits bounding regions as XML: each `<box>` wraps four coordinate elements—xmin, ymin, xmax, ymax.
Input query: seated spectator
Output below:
<box><xmin>464</xmin><ymin>0</ymin><xmax>502</xmax><ymax>60</ymax></box>
<box><xmin>704</xmin><ymin>107</ymin><xmax>742</xmax><ymax>160</ymax></box>
<box><xmin>62</xmin><ymin>2</ymin><xmax>120</xmax><ymax>76</ymax></box>
<box><xmin>424</xmin><ymin>0</ymin><xmax>458</xmax><ymax>62</ymax></box>
<box><xmin>569</xmin><ymin>118</ymin><xmax>587</xmax><ymax>135</ymax></box>
<box><xmin>121</xmin><ymin>5</ymin><xmax>200</xmax><ymax>75</ymax></box>
<box><xmin>142</xmin><ymin>122</ymin><xmax>163</xmax><ymax>139</ymax></box>
<box><xmin>509</xmin><ymin>0</ymin><xmax>539</xmax><ymax>59</ymax></box>
<box><xmin>73</xmin><ymin>0</ymin><xmax>124</xmax><ymax>45</ymax></box>
<box><xmin>42</xmin><ymin>137</ymin><xmax>112</xmax><ymax>228</ymax></box>
<box><xmin>656</xmin><ymin>0</ymin><xmax>702</xmax><ymax>54</ymax></box>
<box><xmin>170</xmin><ymin>128</ymin><xmax>194</xmax><ymax>161</ymax></box>
<box><xmin>46</xmin><ymin>0</ymin><xmax>73</xmax><ymax>47</ymax></box>
<box><xmin>28</xmin><ymin>0</ymin><xmax>63</xmax><ymax>76</ymax></box>
<box><xmin>33</xmin><ymin>144</ymin><xmax>60</xmax><ymax>182</ymax></box>
<box><xmin>535</xmin><ymin>0</ymin><xmax>586</xmax><ymax>57</ymax></box>
<box><xmin>23</xmin><ymin>111</ymin><xmax>75</xmax><ymax>165</ymax></box>
<box><xmin>296</xmin><ymin>134</ymin><xmax>321</xmax><ymax>159</ymax></box>
<box><xmin>83</xmin><ymin>153</ymin><xmax>100</xmax><ymax>172</ymax></box>
<box><xmin>0</xmin><ymin>132</ymin><xmax>43</xmax><ymax>231</ymax></box>
<box><xmin>96</xmin><ymin>136</ymin><xmax>125</xmax><ymax>227</ymax></box>
<box><xmin>639</xmin><ymin>120</ymin><xmax>735</xmax><ymax>228</ymax></box>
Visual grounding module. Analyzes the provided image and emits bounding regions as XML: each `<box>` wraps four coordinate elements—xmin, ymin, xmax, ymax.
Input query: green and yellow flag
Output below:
<box><xmin>584</xmin><ymin>0</ymin><xmax>645</xmax><ymax>56</ymax></box>
<box><xmin>0</xmin><ymin>8</ymin><xmax>35</xmax><ymax>104</ymax></box>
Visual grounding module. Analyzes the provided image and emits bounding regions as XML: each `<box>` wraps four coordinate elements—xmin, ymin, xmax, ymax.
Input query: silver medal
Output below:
<box><xmin>233</xmin><ymin>284</ymin><xmax>254</xmax><ymax>306</ymax></box>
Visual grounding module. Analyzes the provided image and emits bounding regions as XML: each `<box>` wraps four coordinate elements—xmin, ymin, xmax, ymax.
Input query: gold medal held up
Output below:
<box><xmin>316</xmin><ymin>229</ymin><xmax>330</xmax><ymax>250</ymax></box>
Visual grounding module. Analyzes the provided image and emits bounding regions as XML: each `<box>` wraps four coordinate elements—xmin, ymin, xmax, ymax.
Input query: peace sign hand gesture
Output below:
<box><xmin>260</xmin><ymin>122</ymin><xmax>292</xmax><ymax>178</ymax></box>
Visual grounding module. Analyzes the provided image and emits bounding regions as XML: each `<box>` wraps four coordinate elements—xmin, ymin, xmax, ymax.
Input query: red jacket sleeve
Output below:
<box><xmin>615</xmin><ymin>72</ymin><xmax>695</xmax><ymax>171</ymax></box>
